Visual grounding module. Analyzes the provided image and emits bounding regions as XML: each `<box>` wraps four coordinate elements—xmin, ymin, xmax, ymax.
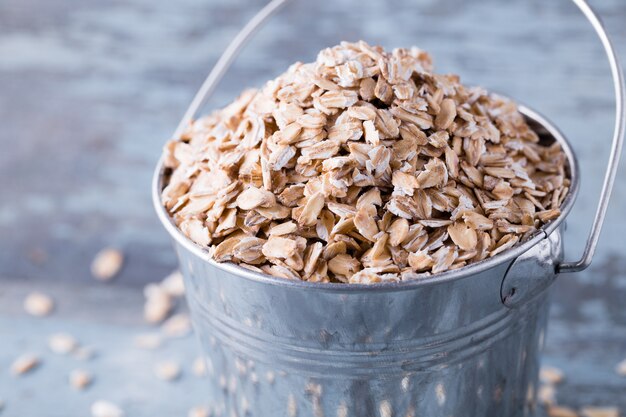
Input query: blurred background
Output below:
<box><xmin>1</xmin><ymin>0</ymin><xmax>625</xmax><ymax>415</ymax></box>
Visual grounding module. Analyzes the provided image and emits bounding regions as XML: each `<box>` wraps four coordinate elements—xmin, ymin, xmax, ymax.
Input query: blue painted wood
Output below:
<box><xmin>0</xmin><ymin>0</ymin><xmax>625</xmax><ymax>415</ymax></box>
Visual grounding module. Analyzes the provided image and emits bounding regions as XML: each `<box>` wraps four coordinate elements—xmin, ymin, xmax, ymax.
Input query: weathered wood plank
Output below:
<box><xmin>0</xmin><ymin>0</ymin><xmax>625</xmax><ymax>414</ymax></box>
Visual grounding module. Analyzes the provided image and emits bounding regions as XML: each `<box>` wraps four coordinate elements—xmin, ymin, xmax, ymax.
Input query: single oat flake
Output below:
<box><xmin>188</xmin><ymin>406</ymin><xmax>210</xmax><ymax>417</ymax></box>
<box><xmin>23</xmin><ymin>292</ymin><xmax>54</xmax><ymax>317</ymax></box>
<box><xmin>161</xmin><ymin>41</ymin><xmax>569</xmax><ymax>283</ymax></box>
<box><xmin>540</xmin><ymin>365</ymin><xmax>565</xmax><ymax>385</ymax></box>
<box><xmin>69</xmin><ymin>369</ymin><xmax>93</xmax><ymax>390</ymax></box>
<box><xmin>91</xmin><ymin>247</ymin><xmax>124</xmax><ymax>281</ymax></box>
<box><xmin>10</xmin><ymin>354</ymin><xmax>40</xmax><ymax>376</ymax></box>
<box><xmin>161</xmin><ymin>313</ymin><xmax>192</xmax><ymax>338</ymax></box>
<box><xmin>143</xmin><ymin>283</ymin><xmax>174</xmax><ymax>324</ymax></box>
<box><xmin>48</xmin><ymin>332</ymin><xmax>78</xmax><ymax>355</ymax></box>
<box><xmin>548</xmin><ymin>406</ymin><xmax>579</xmax><ymax>417</ymax></box>
<box><xmin>580</xmin><ymin>407</ymin><xmax>620</xmax><ymax>417</ymax></box>
<box><xmin>615</xmin><ymin>358</ymin><xmax>626</xmax><ymax>376</ymax></box>
<box><xmin>192</xmin><ymin>356</ymin><xmax>207</xmax><ymax>377</ymax></box>
<box><xmin>538</xmin><ymin>384</ymin><xmax>556</xmax><ymax>407</ymax></box>
<box><xmin>133</xmin><ymin>333</ymin><xmax>163</xmax><ymax>350</ymax></box>
<box><xmin>91</xmin><ymin>400</ymin><xmax>124</xmax><ymax>417</ymax></box>
<box><xmin>154</xmin><ymin>360</ymin><xmax>182</xmax><ymax>381</ymax></box>
<box><xmin>160</xmin><ymin>270</ymin><xmax>185</xmax><ymax>297</ymax></box>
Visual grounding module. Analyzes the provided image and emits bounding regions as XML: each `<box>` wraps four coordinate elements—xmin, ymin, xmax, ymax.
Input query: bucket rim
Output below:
<box><xmin>152</xmin><ymin>104</ymin><xmax>579</xmax><ymax>292</ymax></box>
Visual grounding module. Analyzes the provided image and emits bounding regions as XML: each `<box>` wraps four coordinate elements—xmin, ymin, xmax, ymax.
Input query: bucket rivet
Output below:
<box><xmin>504</xmin><ymin>287</ymin><xmax>517</xmax><ymax>303</ymax></box>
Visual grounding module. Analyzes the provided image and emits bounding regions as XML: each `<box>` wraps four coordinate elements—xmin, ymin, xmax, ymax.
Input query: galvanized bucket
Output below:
<box><xmin>153</xmin><ymin>1</ymin><xmax>625</xmax><ymax>416</ymax></box>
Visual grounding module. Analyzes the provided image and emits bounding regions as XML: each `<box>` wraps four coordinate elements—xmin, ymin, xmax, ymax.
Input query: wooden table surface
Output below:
<box><xmin>1</xmin><ymin>0</ymin><xmax>625</xmax><ymax>415</ymax></box>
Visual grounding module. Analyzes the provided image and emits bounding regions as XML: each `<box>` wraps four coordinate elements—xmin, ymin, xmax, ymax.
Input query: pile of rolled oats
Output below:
<box><xmin>161</xmin><ymin>41</ymin><xmax>569</xmax><ymax>284</ymax></box>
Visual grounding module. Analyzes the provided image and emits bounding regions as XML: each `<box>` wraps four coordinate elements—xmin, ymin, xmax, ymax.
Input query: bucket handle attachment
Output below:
<box><xmin>172</xmin><ymin>0</ymin><xmax>625</xmax><ymax>274</ymax></box>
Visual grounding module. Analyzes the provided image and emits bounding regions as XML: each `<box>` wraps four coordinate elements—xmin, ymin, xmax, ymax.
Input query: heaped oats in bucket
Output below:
<box><xmin>161</xmin><ymin>41</ymin><xmax>569</xmax><ymax>284</ymax></box>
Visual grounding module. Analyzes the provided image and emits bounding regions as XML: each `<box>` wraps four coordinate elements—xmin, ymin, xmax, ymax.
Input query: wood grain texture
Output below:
<box><xmin>0</xmin><ymin>0</ymin><xmax>625</xmax><ymax>415</ymax></box>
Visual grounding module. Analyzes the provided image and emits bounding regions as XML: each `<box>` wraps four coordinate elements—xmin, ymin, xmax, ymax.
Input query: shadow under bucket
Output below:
<box><xmin>153</xmin><ymin>1</ymin><xmax>625</xmax><ymax>415</ymax></box>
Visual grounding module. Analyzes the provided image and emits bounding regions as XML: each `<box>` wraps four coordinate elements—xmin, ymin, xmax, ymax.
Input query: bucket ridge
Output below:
<box><xmin>187</xmin><ymin>287</ymin><xmax>542</xmax><ymax>377</ymax></box>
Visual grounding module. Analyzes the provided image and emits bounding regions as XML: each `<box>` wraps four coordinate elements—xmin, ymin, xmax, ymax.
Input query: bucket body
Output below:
<box><xmin>156</xmin><ymin>108</ymin><xmax>577</xmax><ymax>416</ymax></box>
<box><xmin>175</xmin><ymin>229</ymin><xmax>562</xmax><ymax>417</ymax></box>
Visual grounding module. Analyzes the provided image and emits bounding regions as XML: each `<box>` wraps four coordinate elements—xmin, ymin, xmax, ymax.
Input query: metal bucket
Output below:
<box><xmin>153</xmin><ymin>1</ymin><xmax>625</xmax><ymax>416</ymax></box>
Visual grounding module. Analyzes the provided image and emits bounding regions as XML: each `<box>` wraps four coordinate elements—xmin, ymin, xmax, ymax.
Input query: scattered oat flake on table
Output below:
<box><xmin>91</xmin><ymin>400</ymin><xmax>124</xmax><ymax>417</ymax></box>
<box><xmin>144</xmin><ymin>283</ymin><xmax>174</xmax><ymax>324</ymax></box>
<box><xmin>615</xmin><ymin>358</ymin><xmax>626</xmax><ymax>376</ymax></box>
<box><xmin>154</xmin><ymin>361</ymin><xmax>181</xmax><ymax>381</ymax></box>
<box><xmin>91</xmin><ymin>248</ymin><xmax>124</xmax><ymax>281</ymax></box>
<box><xmin>548</xmin><ymin>405</ymin><xmax>579</xmax><ymax>417</ymax></box>
<box><xmin>23</xmin><ymin>292</ymin><xmax>54</xmax><ymax>317</ymax></box>
<box><xmin>192</xmin><ymin>356</ymin><xmax>206</xmax><ymax>377</ymax></box>
<box><xmin>48</xmin><ymin>332</ymin><xmax>78</xmax><ymax>355</ymax></box>
<box><xmin>160</xmin><ymin>270</ymin><xmax>185</xmax><ymax>297</ymax></box>
<box><xmin>188</xmin><ymin>406</ymin><xmax>210</xmax><ymax>417</ymax></box>
<box><xmin>69</xmin><ymin>369</ymin><xmax>93</xmax><ymax>390</ymax></box>
<box><xmin>161</xmin><ymin>40</ymin><xmax>569</xmax><ymax>283</ymax></box>
<box><xmin>10</xmin><ymin>354</ymin><xmax>40</xmax><ymax>376</ymax></box>
<box><xmin>133</xmin><ymin>333</ymin><xmax>163</xmax><ymax>350</ymax></box>
<box><xmin>538</xmin><ymin>384</ymin><xmax>556</xmax><ymax>406</ymax></box>
<box><xmin>161</xmin><ymin>313</ymin><xmax>192</xmax><ymax>338</ymax></box>
<box><xmin>580</xmin><ymin>407</ymin><xmax>620</xmax><ymax>417</ymax></box>
<box><xmin>540</xmin><ymin>365</ymin><xmax>565</xmax><ymax>385</ymax></box>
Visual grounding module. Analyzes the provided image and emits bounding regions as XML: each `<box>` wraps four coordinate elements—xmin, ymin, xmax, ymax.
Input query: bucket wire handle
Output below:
<box><xmin>172</xmin><ymin>0</ymin><xmax>625</xmax><ymax>274</ymax></box>
<box><xmin>171</xmin><ymin>0</ymin><xmax>289</xmax><ymax>139</ymax></box>
<box><xmin>558</xmin><ymin>0</ymin><xmax>625</xmax><ymax>273</ymax></box>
